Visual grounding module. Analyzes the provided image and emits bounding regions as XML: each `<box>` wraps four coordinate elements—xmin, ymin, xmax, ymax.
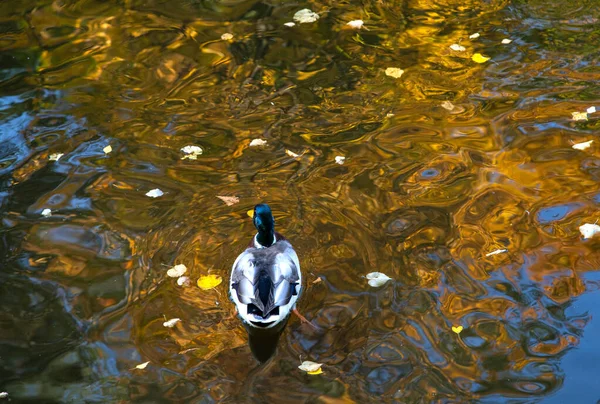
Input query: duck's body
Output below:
<box><xmin>229</xmin><ymin>204</ymin><xmax>302</xmax><ymax>331</ymax></box>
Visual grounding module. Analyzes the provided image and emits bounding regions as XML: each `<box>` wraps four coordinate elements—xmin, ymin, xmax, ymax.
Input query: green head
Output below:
<box><xmin>253</xmin><ymin>203</ymin><xmax>275</xmax><ymax>247</ymax></box>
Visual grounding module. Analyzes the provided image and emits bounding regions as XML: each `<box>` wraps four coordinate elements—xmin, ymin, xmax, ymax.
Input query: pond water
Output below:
<box><xmin>1</xmin><ymin>0</ymin><xmax>600</xmax><ymax>402</ymax></box>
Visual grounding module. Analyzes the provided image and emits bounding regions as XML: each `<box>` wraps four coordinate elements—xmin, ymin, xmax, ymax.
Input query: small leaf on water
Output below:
<box><xmin>346</xmin><ymin>20</ymin><xmax>364</xmax><ymax>29</ymax></box>
<box><xmin>469</xmin><ymin>33</ymin><xmax>480</xmax><ymax>39</ymax></box>
<box><xmin>247</xmin><ymin>209</ymin><xmax>254</xmax><ymax>218</ymax></box>
<box><xmin>485</xmin><ymin>249</ymin><xmax>508</xmax><ymax>257</ymax></box>
<box><xmin>293</xmin><ymin>9</ymin><xmax>319</xmax><ymax>24</ymax></box>
<box><xmin>41</xmin><ymin>208</ymin><xmax>52</xmax><ymax>217</ymax></box>
<box><xmin>177</xmin><ymin>276</ymin><xmax>191</xmax><ymax>286</ymax></box>
<box><xmin>572</xmin><ymin>140</ymin><xmax>593</xmax><ymax>150</ymax></box>
<box><xmin>572</xmin><ymin>111</ymin><xmax>588</xmax><ymax>121</ymax></box>
<box><xmin>580</xmin><ymin>223</ymin><xmax>600</xmax><ymax>239</ymax></box>
<box><xmin>103</xmin><ymin>145</ymin><xmax>112</xmax><ymax>154</ymax></box>
<box><xmin>441</xmin><ymin>101</ymin><xmax>455</xmax><ymax>111</ymax></box>
<box><xmin>471</xmin><ymin>53</ymin><xmax>490</xmax><ymax>63</ymax></box>
<box><xmin>135</xmin><ymin>361</ymin><xmax>150</xmax><ymax>370</ymax></box>
<box><xmin>286</xmin><ymin>149</ymin><xmax>300</xmax><ymax>158</ymax></box>
<box><xmin>335</xmin><ymin>156</ymin><xmax>345</xmax><ymax>165</ymax></box>
<box><xmin>307</xmin><ymin>368</ymin><xmax>323</xmax><ymax>375</ymax></box>
<box><xmin>284</xmin><ymin>22</ymin><xmax>296</xmax><ymax>27</ymax></box>
<box><xmin>181</xmin><ymin>145</ymin><xmax>203</xmax><ymax>160</ymax></box>
<box><xmin>167</xmin><ymin>264</ymin><xmax>187</xmax><ymax>278</ymax></box>
<box><xmin>385</xmin><ymin>67</ymin><xmax>404</xmax><ymax>78</ymax></box>
<box><xmin>452</xmin><ymin>326</ymin><xmax>464</xmax><ymax>334</ymax></box>
<box><xmin>216</xmin><ymin>195</ymin><xmax>239</xmax><ymax>206</ymax></box>
<box><xmin>49</xmin><ymin>153</ymin><xmax>64</xmax><ymax>161</ymax></box>
<box><xmin>0</xmin><ymin>392</ymin><xmax>8</xmax><ymax>399</ymax></box>
<box><xmin>587</xmin><ymin>106</ymin><xmax>596</xmax><ymax>114</ymax></box>
<box><xmin>298</xmin><ymin>361</ymin><xmax>323</xmax><ymax>373</ymax></box>
<box><xmin>312</xmin><ymin>277</ymin><xmax>323</xmax><ymax>284</ymax></box>
<box><xmin>197</xmin><ymin>274</ymin><xmax>223</xmax><ymax>290</ymax></box>
<box><xmin>366</xmin><ymin>272</ymin><xmax>392</xmax><ymax>287</ymax></box>
<box><xmin>249</xmin><ymin>139</ymin><xmax>267</xmax><ymax>147</ymax></box>
<box><xmin>163</xmin><ymin>318</ymin><xmax>181</xmax><ymax>328</ymax></box>
<box><xmin>450</xmin><ymin>44</ymin><xmax>466</xmax><ymax>51</ymax></box>
<box><xmin>221</xmin><ymin>33</ymin><xmax>233</xmax><ymax>40</ymax></box>
<box><xmin>501</xmin><ymin>38</ymin><xmax>512</xmax><ymax>44</ymax></box>
<box><xmin>146</xmin><ymin>188</ymin><xmax>164</xmax><ymax>198</ymax></box>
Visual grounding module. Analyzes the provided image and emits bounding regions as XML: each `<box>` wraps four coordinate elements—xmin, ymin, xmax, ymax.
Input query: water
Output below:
<box><xmin>1</xmin><ymin>0</ymin><xmax>600</xmax><ymax>402</ymax></box>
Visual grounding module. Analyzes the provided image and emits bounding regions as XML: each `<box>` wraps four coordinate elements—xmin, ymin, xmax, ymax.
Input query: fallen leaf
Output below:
<box><xmin>247</xmin><ymin>209</ymin><xmax>254</xmax><ymax>218</ymax></box>
<box><xmin>298</xmin><ymin>361</ymin><xmax>323</xmax><ymax>374</ymax></box>
<box><xmin>580</xmin><ymin>223</ymin><xmax>600</xmax><ymax>239</ymax></box>
<box><xmin>469</xmin><ymin>33</ymin><xmax>480</xmax><ymax>39</ymax></box>
<box><xmin>501</xmin><ymin>38</ymin><xmax>512</xmax><ymax>44</ymax></box>
<box><xmin>197</xmin><ymin>274</ymin><xmax>223</xmax><ymax>290</ymax></box>
<box><xmin>485</xmin><ymin>249</ymin><xmax>508</xmax><ymax>257</ymax></box>
<box><xmin>471</xmin><ymin>53</ymin><xmax>490</xmax><ymax>63</ymax></box>
<box><xmin>572</xmin><ymin>111</ymin><xmax>588</xmax><ymax>121</ymax></box>
<box><xmin>312</xmin><ymin>277</ymin><xmax>323</xmax><ymax>284</ymax></box>
<box><xmin>146</xmin><ymin>188</ymin><xmax>164</xmax><ymax>198</ymax></box>
<box><xmin>346</xmin><ymin>20</ymin><xmax>364</xmax><ymax>29</ymax></box>
<box><xmin>41</xmin><ymin>208</ymin><xmax>52</xmax><ymax>217</ymax></box>
<box><xmin>284</xmin><ymin>22</ymin><xmax>296</xmax><ymax>27</ymax></box>
<box><xmin>386</xmin><ymin>113</ymin><xmax>395</xmax><ymax>118</ymax></box>
<box><xmin>221</xmin><ymin>33</ymin><xmax>233</xmax><ymax>40</ymax></box>
<box><xmin>103</xmin><ymin>145</ymin><xmax>112</xmax><ymax>154</ymax></box>
<box><xmin>452</xmin><ymin>325</ymin><xmax>464</xmax><ymax>334</ymax></box>
<box><xmin>441</xmin><ymin>101</ymin><xmax>455</xmax><ymax>111</ymax></box>
<box><xmin>49</xmin><ymin>153</ymin><xmax>64</xmax><ymax>161</ymax></box>
<box><xmin>366</xmin><ymin>272</ymin><xmax>392</xmax><ymax>287</ymax></box>
<box><xmin>285</xmin><ymin>149</ymin><xmax>300</xmax><ymax>158</ymax></box>
<box><xmin>572</xmin><ymin>140</ymin><xmax>593</xmax><ymax>150</ymax></box>
<box><xmin>163</xmin><ymin>318</ymin><xmax>181</xmax><ymax>328</ymax></box>
<box><xmin>249</xmin><ymin>139</ymin><xmax>267</xmax><ymax>147</ymax></box>
<box><xmin>181</xmin><ymin>145</ymin><xmax>203</xmax><ymax>160</ymax></box>
<box><xmin>167</xmin><ymin>264</ymin><xmax>187</xmax><ymax>278</ymax></box>
<box><xmin>135</xmin><ymin>361</ymin><xmax>150</xmax><ymax>370</ymax></box>
<box><xmin>293</xmin><ymin>9</ymin><xmax>319</xmax><ymax>24</ymax></box>
<box><xmin>450</xmin><ymin>44</ymin><xmax>466</xmax><ymax>51</ymax></box>
<box><xmin>0</xmin><ymin>392</ymin><xmax>8</xmax><ymax>399</ymax></box>
<box><xmin>177</xmin><ymin>276</ymin><xmax>191</xmax><ymax>286</ymax></box>
<box><xmin>587</xmin><ymin>106</ymin><xmax>596</xmax><ymax>114</ymax></box>
<box><xmin>335</xmin><ymin>156</ymin><xmax>345</xmax><ymax>165</ymax></box>
<box><xmin>216</xmin><ymin>195</ymin><xmax>239</xmax><ymax>206</ymax></box>
<box><xmin>385</xmin><ymin>67</ymin><xmax>404</xmax><ymax>78</ymax></box>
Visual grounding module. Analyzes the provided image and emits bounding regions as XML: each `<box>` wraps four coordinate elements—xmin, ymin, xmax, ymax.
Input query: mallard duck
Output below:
<box><xmin>229</xmin><ymin>203</ymin><xmax>302</xmax><ymax>330</ymax></box>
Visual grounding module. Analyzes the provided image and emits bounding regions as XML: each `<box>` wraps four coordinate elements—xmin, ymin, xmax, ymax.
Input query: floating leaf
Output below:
<box><xmin>249</xmin><ymin>139</ymin><xmax>267</xmax><ymax>147</ymax></box>
<box><xmin>485</xmin><ymin>249</ymin><xmax>508</xmax><ymax>257</ymax></box>
<box><xmin>247</xmin><ymin>209</ymin><xmax>254</xmax><ymax>218</ymax></box>
<box><xmin>41</xmin><ymin>208</ymin><xmax>52</xmax><ymax>217</ymax></box>
<box><xmin>385</xmin><ymin>67</ymin><xmax>404</xmax><ymax>78</ymax></box>
<box><xmin>501</xmin><ymin>38</ymin><xmax>512</xmax><ymax>44</ymax></box>
<box><xmin>181</xmin><ymin>145</ymin><xmax>203</xmax><ymax>160</ymax></box>
<box><xmin>587</xmin><ymin>106</ymin><xmax>596</xmax><ymax>114</ymax></box>
<box><xmin>0</xmin><ymin>392</ymin><xmax>8</xmax><ymax>399</ymax></box>
<box><xmin>293</xmin><ymin>9</ymin><xmax>319</xmax><ymax>24</ymax></box>
<box><xmin>312</xmin><ymin>277</ymin><xmax>323</xmax><ymax>284</ymax></box>
<box><xmin>346</xmin><ymin>20</ymin><xmax>364</xmax><ymax>29</ymax></box>
<box><xmin>146</xmin><ymin>188</ymin><xmax>164</xmax><ymax>198</ymax></box>
<box><xmin>286</xmin><ymin>149</ymin><xmax>300</xmax><ymax>158</ymax></box>
<box><xmin>450</xmin><ymin>44</ymin><xmax>466</xmax><ymax>51</ymax></box>
<box><xmin>103</xmin><ymin>145</ymin><xmax>112</xmax><ymax>154</ymax></box>
<box><xmin>572</xmin><ymin>111</ymin><xmax>588</xmax><ymax>121</ymax></box>
<box><xmin>284</xmin><ymin>22</ymin><xmax>295</xmax><ymax>27</ymax></box>
<box><xmin>471</xmin><ymin>53</ymin><xmax>490</xmax><ymax>63</ymax></box>
<box><xmin>163</xmin><ymin>318</ymin><xmax>181</xmax><ymax>328</ymax></box>
<box><xmin>298</xmin><ymin>361</ymin><xmax>323</xmax><ymax>374</ymax></box>
<box><xmin>441</xmin><ymin>101</ymin><xmax>455</xmax><ymax>111</ymax></box>
<box><xmin>177</xmin><ymin>276</ymin><xmax>191</xmax><ymax>286</ymax></box>
<box><xmin>335</xmin><ymin>156</ymin><xmax>345</xmax><ymax>165</ymax></box>
<box><xmin>580</xmin><ymin>223</ymin><xmax>600</xmax><ymax>239</ymax></box>
<box><xmin>167</xmin><ymin>264</ymin><xmax>187</xmax><ymax>278</ymax></box>
<box><xmin>135</xmin><ymin>361</ymin><xmax>150</xmax><ymax>370</ymax></box>
<box><xmin>49</xmin><ymin>153</ymin><xmax>64</xmax><ymax>161</ymax></box>
<box><xmin>221</xmin><ymin>33</ymin><xmax>233</xmax><ymax>40</ymax></box>
<box><xmin>216</xmin><ymin>195</ymin><xmax>239</xmax><ymax>206</ymax></box>
<box><xmin>366</xmin><ymin>272</ymin><xmax>392</xmax><ymax>287</ymax></box>
<box><xmin>572</xmin><ymin>140</ymin><xmax>593</xmax><ymax>150</ymax></box>
<box><xmin>452</xmin><ymin>325</ymin><xmax>464</xmax><ymax>334</ymax></box>
<box><xmin>197</xmin><ymin>274</ymin><xmax>223</xmax><ymax>290</ymax></box>
<box><xmin>469</xmin><ymin>33</ymin><xmax>480</xmax><ymax>39</ymax></box>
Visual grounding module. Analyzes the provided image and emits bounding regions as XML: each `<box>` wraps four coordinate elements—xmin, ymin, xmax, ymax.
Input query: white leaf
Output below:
<box><xmin>286</xmin><ymin>149</ymin><xmax>300</xmax><ymax>158</ymax></box>
<box><xmin>284</xmin><ymin>22</ymin><xmax>296</xmax><ymax>27</ymax></box>
<box><xmin>103</xmin><ymin>145</ymin><xmax>112</xmax><ymax>154</ymax></box>
<box><xmin>249</xmin><ymin>139</ymin><xmax>267</xmax><ymax>147</ymax></box>
<box><xmin>469</xmin><ymin>33</ymin><xmax>480</xmax><ymax>39</ymax></box>
<box><xmin>293</xmin><ymin>9</ymin><xmax>320</xmax><ymax>24</ymax></box>
<box><xmin>450</xmin><ymin>44</ymin><xmax>466</xmax><ymax>51</ymax></box>
<box><xmin>221</xmin><ymin>33</ymin><xmax>233</xmax><ymax>40</ymax></box>
<box><xmin>346</xmin><ymin>20</ymin><xmax>364</xmax><ymax>29</ymax></box>
<box><xmin>485</xmin><ymin>249</ymin><xmax>508</xmax><ymax>257</ymax></box>
<box><xmin>441</xmin><ymin>101</ymin><xmax>455</xmax><ymax>111</ymax></box>
<box><xmin>135</xmin><ymin>361</ymin><xmax>150</xmax><ymax>370</ymax></box>
<box><xmin>366</xmin><ymin>272</ymin><xmax>392</xmax><ymax>287</ymax></box>
<box><xmin>298</xmin><ymin>361</ymin><xmax>323</xmax><ymax>372</ymax></box>
<box><xmin>572</xmin><ymin>140</ymin><xmax>593</xmax><ymax>150</ymax></box>
<box><xmin>167</xmin><ymin>264</ymin><xmax>187</xmax><ymax>278</ymax></box>
<box><xmin>163</xmin><ymin>318</ymin><xmax>181</xmax><ymax>328</ymax></box>
<box><xmin>49</xmin><ymin>153</ymin><xmax>64</xmax><ymax>161</ymax></box>
<box><xmin>177</xmin><ymin>276</ymin><xmax>191</xmax><ymax>286</ymax></box>
<box><xmin>181</xmin><ymin>145</ymin><xmax>203</xmax><ymax>160</ymax></box>
<box><xmin>385</xmin><ymin>67</ymin><xmax>404</xmax><ymax>78</ymax></box>
<box><xmin>41</xmin><ymin>209</ymin><xmax>52</xmax><ymax>217</ymax></box>
<box><xmin>580</xmin><ymin>223</ymin><xmax>600</xmax><ymax>239</ymax></box>
<box><xmin>335</xmin><ymin>156</ymin><xmax>345</xmax><ymax>165</ymax></box>
<box><xmin>146</xmin><ymin>188</ymin><xmax>164</xmax><ymax>198</ymax></box>
<box><xmin>572</xmin><ymin>111</ymin><xmax>588</xmax><ymax>121</ymax></box>
<box><xmin>587</xmin><ymin>106</ymin><xmax>596</xmax><ymax>114</ymax></box>
<box><xmin>0</xmin><ymin>392</ymin><xmax>8</xmax><ymax>399</ymax></box>
<box><xmin>501</xmin><ymin>38</ymin><xmax>512</xmax><ymax>44</ymax></box>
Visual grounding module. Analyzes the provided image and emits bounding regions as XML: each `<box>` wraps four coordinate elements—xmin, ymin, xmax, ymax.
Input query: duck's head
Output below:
<box><xmin>253</xmin><ymin>203</ymin><xmax>275</xmax><ymax>247</ymax></box>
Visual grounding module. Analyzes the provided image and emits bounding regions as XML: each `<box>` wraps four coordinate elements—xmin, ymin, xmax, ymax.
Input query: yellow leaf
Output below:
<box><xmin>197</xmin><ymin>274</ymin><xmax>222</xmax><ymax>290</ymax></box>
<box><xmin>307</xmin><ymin>368</ymin><xmax>323</xmax><ymax>375</ymax></box>
<box><xmin>247</xmin><ymin>209</ymin><xmax>254</xmax><ymax>218</ymax></box>
<box><xmin>471</xmin><ymin>53</ymin><xmax>490</xmax><ymax>63</ymax></box>
<box><xmin>452</xmin><ymin>325</ymin><xmax>463</xmax><ymax>334</ymax></box>
<box><xmin>385</xmin><ymin>67</ymin><xmax>404</xmax><ymax>78</ymax></box>
<box><xmin>135</xmin><ymin>361</ymin><xmax>150</xmax><ymax>370</ymax></box>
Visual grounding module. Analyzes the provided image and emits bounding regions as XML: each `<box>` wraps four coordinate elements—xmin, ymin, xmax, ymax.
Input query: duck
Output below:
<box><xmin>229</xmin><ymin>203</ymin><xmax>304</xmax><ymax>331</ymax></box>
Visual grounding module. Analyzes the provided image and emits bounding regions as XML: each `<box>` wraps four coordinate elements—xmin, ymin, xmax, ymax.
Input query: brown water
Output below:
<box><xmin>2</xmin><ymin>0</ymin><xmax>600</xmax><ymax>402</ymax></box>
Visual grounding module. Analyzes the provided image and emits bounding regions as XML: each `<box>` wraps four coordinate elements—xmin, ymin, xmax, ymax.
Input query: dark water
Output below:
<box><xmin>1</xmin><ymin>0</ymin><xmax>600</xmax><ymax>402</ymax></box>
